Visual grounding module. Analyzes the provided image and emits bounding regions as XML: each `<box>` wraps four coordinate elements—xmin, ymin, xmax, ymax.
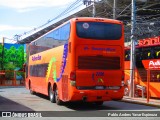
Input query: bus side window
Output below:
<box><xmin>125</xmin><ymin>54</ymin><xmax>130</xmax><ymax>61</ymax></box>
<box><xmin>142</xmin><ymin>47</ymin><xmax>153</xmax><ymax>60</ymax></box>
<box><xmin>156</xmin><ymin>51</ymin><xmax>160</xmax><ymax>58</ymax></box>
<box><xmin>149</xmin><ymin>48</ymin><xmax>155</xmax><ymax>59</ymax></box>
<box><xmin>125</xmin><ymin>50</ymin><xmax>130</xmax><ymax>61</ymax></box>
<box><xmin>147</xmin><ymin>49</ymin><xmax>154</xmax><ymax>59</ymax></box>
<box><xmin>148</xmin><ymin>51</ymin><xmax>151</xmax><ymax>59</ymax></box>
<box><xmin>142</xmin><ymin>51</ymin><xmax>148</xmax><ymax>60</ymax></box>
<box><xmin>136</xmin><ymin>52</ymin><xmax>142</xmax><ymax>61</ymax></box>
<box><xmin>152</xmin><ymin>49</ymin><xmax>156</xmax><ymax>59</ymax></box>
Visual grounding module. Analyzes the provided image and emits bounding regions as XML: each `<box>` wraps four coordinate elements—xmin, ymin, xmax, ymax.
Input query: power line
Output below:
<box><xmin>51</xmin><ymin>0</ymin><xmax>82</xmax><ymax>21</ymax></box>
<box><xmin>17</xmin><ymin>0</ymin><xmax>83</xmax><ymax>39</ymax></box>
<box><xmin>60</xmin><ymin>3</ymin><xmax>84</xmax><ymax>16</ymax></box>
<box><xmin>15</xmin><ymin>0</ymin><xmax>160</xmax><ymax>43</ymax></box>
<box><xmin>32</xmin><ymin>0</ymin><xmax>82</xmax><ymax>32</ymax></box>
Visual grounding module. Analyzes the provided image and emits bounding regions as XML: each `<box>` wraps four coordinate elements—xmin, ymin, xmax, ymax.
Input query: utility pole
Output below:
<box><xmin>113</xmin><ymin>0</ymin><xmax>117</xmax><ymax>19</ymax></box>
<box><xmin>92</xmin><ymin>0</ymin><xmax>96</xmax><ymax>17</ymax></box>
<box><xmin>1</xmin><ymin>37</ymin><xmax>5</xmax><ymax>70</ymax></box>
<box><xmin>83</xmin><ymin>0</ymin><xmax>96</xmax><ymax>17</ymax></box>
<box><xmin>14</xmin><ymin>34</ymin><xmax>20</xmax><ymax>43</ymax></box>
<box><xmin>129</xmin><ymin>0</ymin><xmax>136</xmax><ymax>97</ymax></box>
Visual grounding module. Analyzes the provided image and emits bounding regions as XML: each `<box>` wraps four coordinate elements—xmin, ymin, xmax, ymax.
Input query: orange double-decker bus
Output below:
<box><xmin>124</xmin><ymin>36</ymin><xmax>160</xmax><ymax>98</ymax></box>
<box><xmin>25</xmin><ymin>17</ymin><xmax>125</xmax><ymax>105</ymax></box>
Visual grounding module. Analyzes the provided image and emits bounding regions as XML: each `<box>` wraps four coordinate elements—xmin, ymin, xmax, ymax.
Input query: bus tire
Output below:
<box><xmin>55</xmin><ymin>88</ymin><xmax>63</xmax><ymax>105</ymax></box>
<box><xmin>95</xmin><ymin>101</ymin><xmax>103</xmax><ymax>106</ymax></box>
<box><xmin>29</xmin><ymin>81</ymin><xmax>35</xmax><ymax>95</ymax></box>
<box><xmin>49</xmin><ymin>86</ymin><xmax>56</xmax><ymax>103</ymax></box>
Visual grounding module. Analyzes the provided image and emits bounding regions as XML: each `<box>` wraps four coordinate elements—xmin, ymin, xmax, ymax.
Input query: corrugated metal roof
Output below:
<box><xmin>17</xmin><ymin>0</ymin><xmax>160</xmax><ymax>44</ymax></box>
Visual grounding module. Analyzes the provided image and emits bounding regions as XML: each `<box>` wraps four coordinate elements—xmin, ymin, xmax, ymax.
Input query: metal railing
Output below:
<box><xmin>0</xmin><ymin>70</ymin><xmax>25</xmax><ymax>86</ymax></box>
<box><xmin>124</xmin><ymin>68</ymin><xmax>160</xmax><ymax>103</ymax></box>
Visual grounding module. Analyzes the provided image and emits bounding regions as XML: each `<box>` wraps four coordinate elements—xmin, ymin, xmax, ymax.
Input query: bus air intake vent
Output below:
<box><xmin>78</xmin><ymin>56</ymin><xmax>120</xmax><ymax>70</ymax></box>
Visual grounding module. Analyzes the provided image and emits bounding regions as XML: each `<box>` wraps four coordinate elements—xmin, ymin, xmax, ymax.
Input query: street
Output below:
<box><xmin>0</xmin><ymin>87</ymin><xmax>159</xmax><ymax>112</ymax></box>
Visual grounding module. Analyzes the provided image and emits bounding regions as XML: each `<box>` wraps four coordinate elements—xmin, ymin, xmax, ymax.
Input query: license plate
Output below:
<box><xmin>95</xmin><ymin>86</ymin><xmax>104</xmax><ymax>90</ymax></box>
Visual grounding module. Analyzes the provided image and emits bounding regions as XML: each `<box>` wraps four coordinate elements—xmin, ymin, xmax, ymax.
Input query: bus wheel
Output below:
<box><xmin>55</xmin><ymin>88</ymin><xmax>62</xmax><ymax>105</ymax></box>
<box><xmin>95</xmin><ymin>101</ymin><xmax>103</xmax><ymax>106</ymax></box>
<box><xmin>49</xmin><ymin>86</ymin><xmax>55</xmax><ymax>103</ymax></box>
<box><xmin>29</xmin><ymin>81</ymin><xmax>35</xmax><ymax>95</ymax></box>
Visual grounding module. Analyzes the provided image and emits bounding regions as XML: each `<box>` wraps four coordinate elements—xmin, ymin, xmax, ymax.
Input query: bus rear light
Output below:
<box><xmin>122</xmin><ymin>71</ymin><xmax>124</xmax><ymax>81</ymax></box>
<box><xmin>121</xmin><ymin>81</ymin><xmax>125</xmax><ymax>86</ymax></box>
<box><xmin>122</xmin><ymin>76</ymin><xmax>124</xmax><ymax>81</ymax></box>
<box><xmin>70</xmin><ymin>81</ymin><xmax>76</xmax><ymax>86</ymax></box>
<box><xmin>70</xmin><ymin>71</ymin><xmax>76</xmax><ymax>86</ymax></box>
<box><xmin>70</xmin><ymin>71</ymin><xmax>76</xmax><ymax>81</ymax></box>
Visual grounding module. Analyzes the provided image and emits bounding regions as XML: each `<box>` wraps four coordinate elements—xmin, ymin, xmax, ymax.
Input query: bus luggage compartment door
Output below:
<box><xmin>75</xmin><ymin>70</ymin><xmax>122</xmax><ymax>88</ymax></box>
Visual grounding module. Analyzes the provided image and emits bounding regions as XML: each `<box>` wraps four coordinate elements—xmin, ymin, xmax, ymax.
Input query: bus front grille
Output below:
<box><xmin>78</xmin><ymin>56</ymin><xmax>120</xmax><ymax>70</ymax></box>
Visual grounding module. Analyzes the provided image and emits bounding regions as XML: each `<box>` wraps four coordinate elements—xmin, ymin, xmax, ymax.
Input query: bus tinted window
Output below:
<box><xmin>125</xmin><ymin>50</ymin><xmax>130</xmax><ymax>61</ymax></box>
<box><xmin>45</xmin><ymin>22</ymin><xmax>70</xmax><ymax>41</ymax></box>
<box><xmin>76</xmin><ymin>22</ymin><xmax>122</xmax><ymax>40</ymax></box>
<box><xmin>125</xmin><ymin>45</ymin><xmax>160</xmax><ymax>61</ymax></box>
<box><xmin>30</xmin><ymin>22</ymin><xmax>70</xmax><ymax>55</ymax></box>
<box><xmin>30</xmin><ymin>64</ymin><xmax>48</xmax><ymax>77</ymax></box>
<box><xmin>142</xmin><ymin>47</ymin><xmax>155</xmax><ymax>59</ymax></box>
<box><xmin>155</xmin><ymin>46</ymin><xmax>160</xmax><ymax>58</ymax></box>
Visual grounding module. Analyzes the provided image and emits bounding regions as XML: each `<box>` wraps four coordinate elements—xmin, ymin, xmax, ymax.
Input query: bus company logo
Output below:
<box><xmin>149</xmin><ymin>60</ymin><xmax>160</xmax><ymax>68</ymax></box>
<box><xmin>98</xmin><ymin>78</ymin><xmax>104</xmax><ymax>83</ymax></box>
<box><xmin>83</xmin><ymin>23</ymin><xmax>89</xmax><ymax>29</ymax></box>
<box><xmin>84</xmin><ymin>46</ymin><xmax>89</xmax><ymax>50</ymax></box>
<box><xmin>32</xmin><ymin>55</ymin><xmax>41</xmax><ymax>61</ymax></box>
<box><xmin>92</xmin><ymin>47</ymin><xmax>116</xmax><ymax>52</ymax></box>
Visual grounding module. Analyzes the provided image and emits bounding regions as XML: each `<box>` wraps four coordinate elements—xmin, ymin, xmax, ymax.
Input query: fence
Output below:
<box><xmin>0</xmin><ymin>70</ymin><xmax>25</xmax><ymax>86</ymax></box>
<box><xmin>1</xmin><ymin>68</ymin><xmax>160</xmax><ymax>102</ymax></box>
<box><xmin>124</xmin><ymin>68</ymin><xmax>160</xmax><ymax>103</ymax></box>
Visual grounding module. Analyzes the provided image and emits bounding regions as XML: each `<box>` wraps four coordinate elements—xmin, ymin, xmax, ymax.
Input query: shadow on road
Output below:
<box><xmin>64</xmin><ymin>102</ymin><xmax>117</xmax><ymax>111</ymax></box>
<box><xmin>34</xmin><ymin>93</ymin><xmax>49</xmax><ymax>100</ymax></box>
<box><xmin>0</xmin><ymin>96</ymin><xmax>34</xmax><ymax>111</ymax></box>
<box><xmin>32</xmin><ymin>92</ymin><xmax>159</xmax><ymax>111</ymax></box>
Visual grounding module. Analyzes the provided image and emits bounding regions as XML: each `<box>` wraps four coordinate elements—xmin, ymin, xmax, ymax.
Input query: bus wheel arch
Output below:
<box><xmin>53</xmin><ymin>83</ymin><xmax>57</xmax><ymax>91</ymax></box>
<box><xmin>29</xmin><ymin>80</ymin><xmax>35</xmax><ymax>95</ymax></box>
<box><xmin>54</xmin><ymin>83</ymin><xmax>63</xmax><ymax>105</ymax></box>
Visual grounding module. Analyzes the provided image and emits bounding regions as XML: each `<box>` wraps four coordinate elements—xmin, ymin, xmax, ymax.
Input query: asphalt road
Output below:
<box><xmin>0</xmin><ymin>86</ymin><xmax>159</xmax><ymax>119</ymax></box>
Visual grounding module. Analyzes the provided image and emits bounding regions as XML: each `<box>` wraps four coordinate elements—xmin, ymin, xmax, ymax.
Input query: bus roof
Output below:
<box><xmin>71</xmin><ymin>17</ymin><xmax>123</xmax><ymax>24</ymax></box>
<box><xmin>125</xmin><ymin>42</ymin><xmax>160</xmax><ymax>50</ymax></box>
<box><xmin>125</xmin><ymin>36</ymin><xmax>160</xmax><ymax>50</ymax></box>
<box><xmin>31</xmin><ymin>17</ymin><xmax>123</xmax><ymax>44</ymax></box>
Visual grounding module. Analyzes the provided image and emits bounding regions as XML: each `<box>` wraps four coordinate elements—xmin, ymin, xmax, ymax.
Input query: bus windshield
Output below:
<box><xmin>76</xmin><ymin>22</ymin><xmax>122</xmax><ymax>40</ymax></box>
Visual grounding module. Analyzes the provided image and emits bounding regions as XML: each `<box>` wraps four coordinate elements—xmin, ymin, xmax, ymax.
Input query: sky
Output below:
<box><xmin>0</xmin><ymin>0</ymin><xmax>85</xmax><ymax>43</ymax></box>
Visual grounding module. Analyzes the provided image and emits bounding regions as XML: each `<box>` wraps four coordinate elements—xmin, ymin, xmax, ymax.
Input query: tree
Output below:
<box><xmin>16</xmin><ymin>45</ymin><xmax>24</xmax><ymax>69</ymax></box>
<box><xmin>0</xmin><ymin>44</ymin><xmax>3</xmax><ymax>70</ymax></box>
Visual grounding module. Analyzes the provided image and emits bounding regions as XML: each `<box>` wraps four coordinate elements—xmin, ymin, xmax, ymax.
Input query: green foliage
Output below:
<box><xmin>3</xmin><ymin>62</ymin><xmax>15</xmax><ymax>79</ymax></box>
<box><xmin>0</xmin><ymin>44</ymin><xmax>26</xmax><ymax>79</ymax></box>
<box><xmin>0</xmin><ymin>44</ymin><xmax>2</xmax><ymax>70</ymax></box>
<box><xmin>1</xmin><ymin>44</ymin><xmax>26</xmax><ymax>70</ymax></box>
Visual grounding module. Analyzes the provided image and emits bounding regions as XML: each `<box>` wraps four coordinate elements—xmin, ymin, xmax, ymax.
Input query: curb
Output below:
<box><xmin>0</xmin><ymin>86</ymin><xmax>25</xmax><ymax>89</ymax></box>
<box><xmin>120</xmin><ymin>99</ymin><xmax>160</xmax><ymax>108</ymax></box>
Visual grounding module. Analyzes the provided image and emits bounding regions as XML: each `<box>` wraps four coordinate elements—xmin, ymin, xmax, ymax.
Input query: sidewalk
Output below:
<box><xmin>122</xmin><ymin>96</ymin><xmax>160</xmax><ymax>108</ymax></box>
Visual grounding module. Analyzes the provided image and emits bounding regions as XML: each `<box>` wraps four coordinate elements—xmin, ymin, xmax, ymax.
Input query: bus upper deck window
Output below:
<box><xmin>156</xmin><ymin>51</ymin><xmax>160</xmax><ymax>58</ymax></box>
